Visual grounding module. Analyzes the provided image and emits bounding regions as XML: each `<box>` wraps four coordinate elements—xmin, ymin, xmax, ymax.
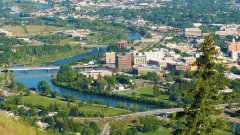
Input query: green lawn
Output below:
<box><xmin>78</xmin><ymin>106</ymin><xmax>130</xmax><ymax>116</ymax></box>
<box><xmin>138</xmin><ymin>129</ymin><xmax>170</xmax><ymax>135</ymax></box>
<box><xmin>59</xmin><ymin>39</ymin><xmax>77</xmax><ymax>45</ymax></box>
<box><xmin>214</xmin><ymin>130</ymin><xmax>233</xmax><ymax>135</ymax></box>
<box><xmin>116</xmin><ymin>86</ymin><xmax>169</xmax><ymax>100</ymax></box>
<box><xmin>21</xmin><ymin>94</ymin><xmax>68</xmax><ymax>107</ymax></box>
<box><xmin>137</xmin><ymin>86</ymin><xmax>154</xmax><ymax>96</ymax></box>
<box><xmin>21</xmin><ymin>94</ymin><xmax>130</xmax><ymax>116</ymax></box>
<box><xmin>0</xmin><ymin>73</ymin><xmax>6</xmax><ymax>80</ymax></box>
<box><xmin>138</xmin><ymin>86</ymin><xmax>169</xmax><ymax>99</ymax></box>
<box><xmin>116</xmin><ymin>89</ymin><xmax>136</xmax><ymax>95</ymax></box>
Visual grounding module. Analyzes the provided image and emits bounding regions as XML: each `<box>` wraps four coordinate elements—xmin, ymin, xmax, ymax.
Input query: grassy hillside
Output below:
<box><xmin>0</xmin><ymin>112</ymin><xmax>46</xmax><ymax>135</ymax></box>
<box><xmin>21</xmin><ymin>94</ymin><xmax>130</xmax><ymax>117</ymax></box>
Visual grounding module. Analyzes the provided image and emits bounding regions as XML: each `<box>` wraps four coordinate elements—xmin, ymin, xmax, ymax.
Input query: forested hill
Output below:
<box><xmin>94</xmin><ymin>0</ymin><xmax>240</xmax><ymax>28</ymax></box>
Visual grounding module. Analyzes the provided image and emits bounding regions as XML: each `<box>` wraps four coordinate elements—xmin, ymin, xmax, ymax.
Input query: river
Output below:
<box><xmin>14</xmin><ymin>48</ymin><xmax>162</xmax><ymax>111</ymax></box>
<box><xmin>127</xmin><ymin>31</ymin><xmax>142</xmax><ymax>41</ymax></box>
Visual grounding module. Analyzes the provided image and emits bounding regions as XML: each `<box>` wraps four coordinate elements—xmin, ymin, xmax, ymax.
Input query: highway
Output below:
<box><xmin>74</xmin><ymin>107</ymin><xmax>184</xmax><ymax>122</ymax></box>
<box><xmin>74</xmin><ymin>104</ymin><xmax>233</xmax><ymax>122</ymax></box>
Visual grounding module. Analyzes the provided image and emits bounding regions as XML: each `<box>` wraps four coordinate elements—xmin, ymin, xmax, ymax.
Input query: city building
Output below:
<box><xmin>133</xmin><ymin>65</ymin><xmax>163</xmax><ymax>76</ymax></box>
<box><xmin>182</xmin><ymin>57</ymin><xmax>196</xmax><ymax>64</ymax></box>
<box><xmin>80</xmin><ymin>70</ymin><xmax>113</xmax><ymax>80</ymax></box>
<box><xmin>144</xmin><ymin>49</ymin><xmax>165</xmax><ymax>61</ymax></box>
<box><xmin>149</xmin><ymin>60</ymin><xmax>177</xmax><ymax>69</ymax></box>
<box><xmin>117</xmin><ymin>39</ymin><xmax>128</xmax><ymax>49</ymax></box>
<box><xmin>117</xmin><ymin>53</ymin><xmax>133</xmax><ymax>70</ymax></box>
<box><xmin>169</xmin><ymin>63</ymin><xmax>197</xmax><ymax>71</ymax></box>
<box><xmin>230</xmin><ymin>51</ymin><xmax>239</xmax><ymax>60</ymax></box>
<box><xmin>215</xmin><ymin>24</ymin><xmax>240</xmax><ymax>36</ymax></box>
<box><xmin>133</xmin><ymin>52</ymin><xmax>147</xmax><ymax>66</ymax></box>
<box><xmin>105</xmin><ymin>52</ymin><xmax>116</xmax><ymax>64</ymax></box>
<box><xmin>228</xmin><ymin>41</ymin><xmax>240</xmax><ymax>53</ymax></box>
<box><xmin>184</xmin><ymin>27</ymin><xmax>202</xmax><ymax>37</ymax></box>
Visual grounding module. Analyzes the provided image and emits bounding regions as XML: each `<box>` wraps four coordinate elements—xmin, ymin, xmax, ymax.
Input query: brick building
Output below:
<box><xmin>228</xmin><ymin>41</ymin><xmax>240</xmax><ymax>53</ymax></box>
<box><xmin>117</xmin><ymin>53</ymin><xmax>133</xmax><ymax>70</ymax></box>
<box><xmin>117</xmin><ymin>40</ymin><xmax>128</xmax><ymax>49</ymax></box>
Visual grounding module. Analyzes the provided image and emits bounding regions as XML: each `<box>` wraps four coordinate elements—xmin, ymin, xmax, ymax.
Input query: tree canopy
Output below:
<box><xmin>173</xmin><ymin>35</ymin><xmax>228</xmax><ymax>135</ymax></box>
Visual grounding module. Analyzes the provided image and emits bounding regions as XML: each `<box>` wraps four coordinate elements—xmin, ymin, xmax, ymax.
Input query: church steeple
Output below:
<box><xmin>233</xmin><ymin>37</ymin><xmax>236</xmax><ymax>42</ymax></box>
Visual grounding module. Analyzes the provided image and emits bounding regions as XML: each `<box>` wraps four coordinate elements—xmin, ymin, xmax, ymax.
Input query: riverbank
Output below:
<box><xmin>21</xmin><ymin>93</ymin><xmax>131</xmax><ymax>117</ymax></box>
<box><xmin>51</xmin><ymin>78</ymin><xmax>177</xmax><ymax>109</ymax></box>
<box><xmin>13</xmin><ymin>48</ymin><xmax>164</xmax><ymax>110</ymax></box>
<box><xmin>12</xmin><ymin>45</ymin><xmax>89</xmax><ymax>67</ymax></box>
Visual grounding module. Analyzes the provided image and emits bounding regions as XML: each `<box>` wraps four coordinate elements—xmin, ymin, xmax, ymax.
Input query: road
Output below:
<box><xmin>73</xmin><ymin>104</ymin><xmax>234</xmax><ymax>122</ymax></box>
<box><xmin>80</xmin><ymin>45</ymin><xmax>108</xmax><ymax>48</ymax></box>
<box><xmin>74</xmin><ymin>107</ymin><xmax>184</xmax><ymax>122</ymax></box>
<box><xmin>101</xmin><ymin>122</ymin><xmax>111</xmax><ymax>135</ymax></box>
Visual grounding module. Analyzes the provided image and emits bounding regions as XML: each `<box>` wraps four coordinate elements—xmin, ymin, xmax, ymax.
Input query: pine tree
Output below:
<box><xmin>173</xmin><ymin>35</ymin><xmax>228</xmax><ymax>135</ymax></box>
<box><xmin>153</xmin><ymin>81</ymin><xmax>161</xmax><ymax>97</ymax></box>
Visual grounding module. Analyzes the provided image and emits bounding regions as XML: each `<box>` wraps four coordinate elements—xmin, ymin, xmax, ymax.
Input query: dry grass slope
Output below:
<box><xmin>0</xmin><ymin>112</ymin><xmax>46</xmax><ymax>135</ymax></box>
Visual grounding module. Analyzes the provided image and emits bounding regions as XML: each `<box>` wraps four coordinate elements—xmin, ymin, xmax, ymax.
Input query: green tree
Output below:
<box><xmin>37</xmin><ymin>81</ymin><xmax>51</xmax><ymax>96</ymax></box>
<box><xmin>153</xmin><ymin>81</ymin><xmax>161</xmax><ymax>97</ymax></box>
<box><xmin>56</xmin><ymin>65</ymin><xmax>77</xmax><ymax>83</ymax></box>
<box><xmin>51</xmin><ymin>91</ymin><xmax>58</xmax><ymax>98</ymax></box>
<box><xmin>82</xmin><ymin>128</ymin><xmax>94</xmax><ymax>135</ymax></box>
<box><xmin>140</xmin><ymin>115</ymin><xmax>160</xmax><ymax>132</ymax></box>
<box><xmin>110</xmin><ymin>120</ymin><xmax>127</xmax><ymax>135</ymax></box>
<box><xmin>69</xmin><ymin>106</ymin><xmax>79</xmax><ymax>117</ymax></box>
<box><xmin>173</xmin><ymin>35</ymin><xmax>228</xmax><ymax>135</ymax></box>
<box><xmin>63</xmin><ymin>95</ymin><xmax>75</xmax><ymax>102</ymax></box>
<box><xmin>25</xmin><ymin>89</ymin><xmax>31</xmax><ymax>96</ymax></box>
<box><xmin>89</xmin><ymin>122</ymin><xmax>100</xmax><ymax>133</ymax></box>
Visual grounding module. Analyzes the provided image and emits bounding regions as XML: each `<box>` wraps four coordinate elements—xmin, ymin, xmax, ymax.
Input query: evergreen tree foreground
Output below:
<box><xmin>173</xmin><ymin>35</ymin><xmax>228</xmax><ymax>135</ymax></box>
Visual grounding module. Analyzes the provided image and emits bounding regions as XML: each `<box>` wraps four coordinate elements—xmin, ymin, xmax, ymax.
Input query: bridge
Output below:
<box><xmin>0</xmin><ymin>64</ymin><xmax>103</xmax><ymax>72</ymax></box>
<box><xmin>0</xmin><ymin>66</ymin><xmax>60</xmax><ymax>72</ymax></box>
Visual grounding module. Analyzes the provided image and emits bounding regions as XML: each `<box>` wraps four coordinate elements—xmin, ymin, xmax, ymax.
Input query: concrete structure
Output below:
<box><xmin>228</xmin><ymin>41</ymin><xmax>240</xmax><ymax>53</ymax></box>
<box><xmin>144</xmin><ymin>49</ymin><xmax>165</xmax><ymax>61</ymax></box>
<box><xmin>133</xmin><ymin>52</ymin><xmax>147</xmax><ymax>66</ymax></box>
<box><xmin>216</xmin><ymin>24</ymin><xmax>240</xmax><ymax>36</ymax></box>
<box><xmin>230</xmin><ymin>51</ymin><xmax>239</xmax><ymax>60</ymax></box>
<box><xmin>117</xmin><ymin>39</ymin><xmax>128</xmax><ymax>49</ymax></box>
<box><xmin>157</xmin><ymin>60</ymin><xmax>177</xmax><ymax>69</ymax></box>
<box><xmin>133</xmin><ymin>65</ymin><xmax>163</xmax><ymax>76</ymax></box>
<box><xmin>182</xmin><ymin>57</ymin><xmax>196</xmax><ymax>64</ymax></box>
<box><xmin>105</xmin><ymin>52</ymin><xmax>116</xmax><ymax>64</ymax></box>
<box><xmin>80</xmin><ymin>70</ymin><xmax>113</xmax><ymax>80</ymax></box>
<box><xmin>184</xmin><ymin>27</ymin><xmax>202</xmax><ymax>37</ymax></box>
<box><xmin>170</xmin><ymin>63</ymin><xmax>197</xmax><ymax>71</ymax></box>
<box><xmin>117</xmin><ymin>53</ymin><xmax>133</xmax><ymax>70</ymax></box>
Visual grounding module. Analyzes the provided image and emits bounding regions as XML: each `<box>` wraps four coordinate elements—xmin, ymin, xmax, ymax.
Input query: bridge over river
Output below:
<box><xmin>0</xmin><ymin>64</ymin><xmax>102</xmax><ymax>72</ymax></box>
<box><xmin>0</xmin><ymin>66</ymin><xmax>60</xmax><ymax>72</ymax></box>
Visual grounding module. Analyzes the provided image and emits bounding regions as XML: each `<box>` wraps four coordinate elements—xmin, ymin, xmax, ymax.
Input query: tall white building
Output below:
<box><xmin>133</xmin><ymin>52</ymin><xmax>147</xmax><ymax>66</ymax></box>
<box><xmin>144</xmin><ymin>50</ymin><xmax>165</xmax><ymax>61</ymax></box>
